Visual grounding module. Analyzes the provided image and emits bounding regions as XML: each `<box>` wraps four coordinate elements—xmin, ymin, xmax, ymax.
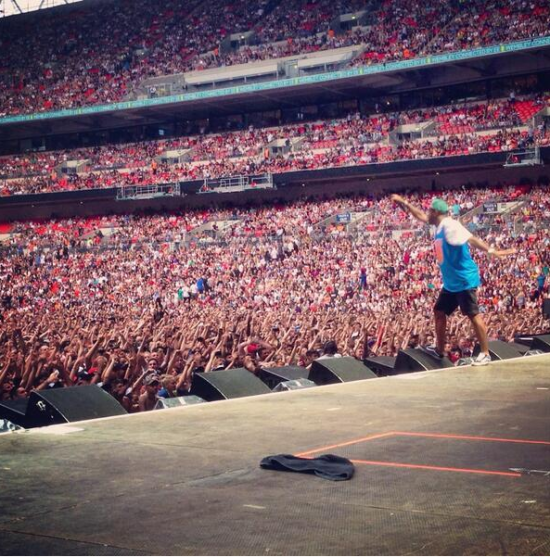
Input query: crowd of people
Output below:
<box><xmin>0</xmin><ymin>0</ymin><xmax>548</xmax><ymax>116</ymax></box>
<box><xmin>1</xmin><ymin>95</ymin><xmax>548</xmax><ymax>196</ymax></box>
<box><xmin>0</xmin><ymin>184</ymin><xmax>548</xmax><ymax>410</ymax></box>
<box><xmin>191</xmin><ymin>0</ymin><xmax>550</xmax><ymax>72</ymax></box>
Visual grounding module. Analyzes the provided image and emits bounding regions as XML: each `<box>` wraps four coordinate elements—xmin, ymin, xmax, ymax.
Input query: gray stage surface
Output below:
<box><xmin>1</xmin><ymin>355</ymin><xmax>550</xmax><ymax>556</ymax></box>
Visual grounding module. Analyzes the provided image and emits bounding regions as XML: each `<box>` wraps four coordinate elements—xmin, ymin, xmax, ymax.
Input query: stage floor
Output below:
<box><xmin>1</xmin><ymin>355</ymin><xmax>550</xmax><ymax>556</ymax></box>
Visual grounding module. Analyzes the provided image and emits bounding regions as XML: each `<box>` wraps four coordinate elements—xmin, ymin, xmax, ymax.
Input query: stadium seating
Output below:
<box><xmin>0</xmin><ymin>0</ymin><xmax>548</xmax><ymax>116</ymax></box>
<box><xmin>1</xmin><ymin>96</ymin><xmax>548</xmax><ymax>196</ymax></box>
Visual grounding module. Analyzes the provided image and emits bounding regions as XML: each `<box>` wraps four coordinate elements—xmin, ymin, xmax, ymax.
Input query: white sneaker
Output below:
<box><xmin>472</xmin><ymin>353</ymin><xmax>491</xmax><ymax>366</ymax></box>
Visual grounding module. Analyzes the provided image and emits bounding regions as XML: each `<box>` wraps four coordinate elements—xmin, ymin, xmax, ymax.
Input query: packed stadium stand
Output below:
<box><xmin>0</xmin><ymin>0</ymin><xmax>549</xmax><ymax>415</ymax></box>
<box><xmin>0</xmin><ymin>0</ymin><xmax>549</xmax><ymax>114</ymax></box>
<box><xmin>1</xmin><ymin>95</ymin><xmax>549</xmax><ymax>195</ymax></box>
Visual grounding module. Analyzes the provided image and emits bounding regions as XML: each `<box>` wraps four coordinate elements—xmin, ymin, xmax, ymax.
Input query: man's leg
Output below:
<box><xmin>432</xmin><ymin>289</ymin><xmax>457</xmax><ymax>357</ymax></box>
<box><xmin>469</xmin><ymin>313</ymin><xmax>489</xmax><ymax>354</ymax></box>
<box><xmin>459</xmin><ymin>289</ymin><xmax>489</xmax><ymax>356</ymax></box>
<box><xmin>434</xmin><ymin>310</ymin><xmax>447</xmax><ymax>354</ymax></box>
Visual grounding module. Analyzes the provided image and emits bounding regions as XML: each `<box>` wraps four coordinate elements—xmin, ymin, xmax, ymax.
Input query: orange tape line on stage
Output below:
<box><xmin>393</xmin><ymin>432</ymin><xmax>550</xmax><ymax>445</ymax></box>
<box><xmin>350</xmin><ymin>459</ymin><xmax>522</xmax><ymax>477</ymax></box>
<box><xmin>296</xmin><ymin>431</ymin><xmax>396</xmax><ymax>457</ymax></box>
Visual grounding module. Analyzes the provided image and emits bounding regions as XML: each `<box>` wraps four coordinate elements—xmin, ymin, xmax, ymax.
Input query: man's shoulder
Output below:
<box><xmin>439</xmin><ymin>216</ymin><xmax>469</xmax><ymax>233</ymax></box>
<box><xmin>438</xmin><ymin>216</ymin><xmax>456</xmax><ymax>229</ymax></box>
<box><xmin>439</xmin><ymin>216</ymin><xmax>472</xmax><ymax>246</ymax></box>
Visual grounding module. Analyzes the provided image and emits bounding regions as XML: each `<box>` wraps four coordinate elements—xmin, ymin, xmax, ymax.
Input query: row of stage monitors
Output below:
<box><xmin>1</xmin><ymin>335</ymin><xmax>549</xmax><ymax>430</ymax></box>
<box><xmin>0</xmin><ymin>358</ymin><xmax>375</xmax><ymax>430</ymax></box>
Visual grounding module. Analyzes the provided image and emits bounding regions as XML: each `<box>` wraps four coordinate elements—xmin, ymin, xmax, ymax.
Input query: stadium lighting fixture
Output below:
<box><xmin>0</xmin><ymin>0</ymin><xmax>82</xmax><ymax>18</ymax></box>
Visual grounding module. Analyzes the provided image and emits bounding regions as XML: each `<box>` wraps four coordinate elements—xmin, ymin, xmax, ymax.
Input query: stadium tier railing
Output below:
<box><xmin>199</xmin><ymin>173</ymin><xmax>274</xmax><ymax>194</ymax></box>
<box><xmin>116</xmin><ymin>183</ymin><xmax>182</xmax><ymax>201</ymax></box>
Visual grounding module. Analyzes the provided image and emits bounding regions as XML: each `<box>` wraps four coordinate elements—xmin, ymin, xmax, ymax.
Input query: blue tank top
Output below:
<box><xmin>434</xmin><ymin>220</ymin><xmax>480</xmax><ymax>292</ymax></box>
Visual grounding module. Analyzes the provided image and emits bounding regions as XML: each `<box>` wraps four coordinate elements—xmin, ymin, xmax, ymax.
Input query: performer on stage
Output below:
<box><xmin>390</xmin><ymin>194</ymin><xmax>517</xmax><ymax>366</ymax></box>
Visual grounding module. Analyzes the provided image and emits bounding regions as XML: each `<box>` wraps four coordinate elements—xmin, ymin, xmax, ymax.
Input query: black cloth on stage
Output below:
<box><xmin>260</xmin><ymin>453</ymin><xmax>354</xmax><ymax>481</ymax></box>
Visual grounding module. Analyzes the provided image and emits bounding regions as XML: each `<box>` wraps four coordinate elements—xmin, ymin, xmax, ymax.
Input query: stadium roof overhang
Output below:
<box><xmin>1</xmin><ymin>38</ymin><xmax>550</xmax><ymax>142</ymax></box>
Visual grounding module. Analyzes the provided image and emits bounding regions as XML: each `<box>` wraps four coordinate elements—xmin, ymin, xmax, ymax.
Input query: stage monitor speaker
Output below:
<box><xmin>0</xmin><ymin>398</ymin><xmax>29</xmax><ymax>428</ymax></box>
<box><xmin>394</xmin><ymin>349</ymin><xmax>454</xmax><ymax>373</ymax></box>
<box><xmin>273</xmin><ymin>379</ymin><xmax>317</xmax><ymax>392</ymax></box>
<box><xmin>508</xmin><ymin>342</ymin><xmax>530</xmax><ymax>355</ymax></box>
<box><xmin>363</xmin><ymin>356</ymin><xmax>396</xmax><ymax>376</ymax></box>
<box><xmin>259</xmin><ymin>366</ymin><xmax>309</xmax><ymax>389</ymax></box>
<box><xmin>473</xmin><ymin>340</ymin><xmax>523</xmax><ymax>361</ymax></box>
<box><xmin>513</xmin><ymin>334</ymin><xmax>535</xmax><ymax>347</ymax></box>
<box><xmin>529</xmin><ymin>334</ymin><xmax>550</xmax><ymax>353</ymax></box>
<box><xmin>543</xmin><ymin>299</ymin><xmax>550</xmax><ymax>318</ymax></box>
<box><xmin>308</xmin><ymin>357</ymin><xmax>376</xmax><ymax>385</ymax></box>
<box><xmin>26</xmin><ymin>385</ymin><xmax>127</xmax><ymax>428</ymax></box>
<box><xmin>190</xmin><ymin>368</ymin><xmax>271</xmax><ymax>401</ymax></box>
<box><xmin>154</xmin><ymin>395</ymin><xmax>205</xmax><ymax>410</ymax></box>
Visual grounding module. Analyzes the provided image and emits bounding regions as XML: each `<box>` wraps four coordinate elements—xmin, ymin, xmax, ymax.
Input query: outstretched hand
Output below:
<box><xmin>494</xmin><ymin>248</ymin><xmax>517</xmax><ymax>257</ymax></box>
<box><xmin>390</xmin><ymin>194</ymin><xmax>406</xmax><ymax>204</ymax></box>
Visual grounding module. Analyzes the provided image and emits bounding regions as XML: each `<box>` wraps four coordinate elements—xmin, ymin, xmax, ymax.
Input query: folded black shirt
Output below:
<box><xmin>260</xmin><ymin>453</ymin><xmax>354</xmax><ymax>481</ymax></box>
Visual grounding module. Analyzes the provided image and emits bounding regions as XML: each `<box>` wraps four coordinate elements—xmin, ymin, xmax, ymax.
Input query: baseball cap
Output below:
<box><xmin>431</xmin><ymin>198</ymin><xmax>449</xmax><ymax>213</ymax></box>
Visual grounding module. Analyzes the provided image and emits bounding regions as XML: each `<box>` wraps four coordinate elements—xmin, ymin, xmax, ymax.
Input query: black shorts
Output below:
<box><xmin>434</xmin><ymin>288</ymin><xmax>479</xmax><ymax>317</ymax></box>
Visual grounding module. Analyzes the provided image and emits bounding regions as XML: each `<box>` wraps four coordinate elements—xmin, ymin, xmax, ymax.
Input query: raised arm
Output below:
<box><xmin>467</xmin><ymin>236</ymin><xmax>517</xmax><ymax>257</ymax></box>
<box><xmin>390</xmin><ymin>194</ymin><xmax>429</xmax><ymax>224</ymax></box>
<box><xmin>0</xmin><ymin>356</ymin><xmax>11</xmax><ymax>390</ymax></box>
